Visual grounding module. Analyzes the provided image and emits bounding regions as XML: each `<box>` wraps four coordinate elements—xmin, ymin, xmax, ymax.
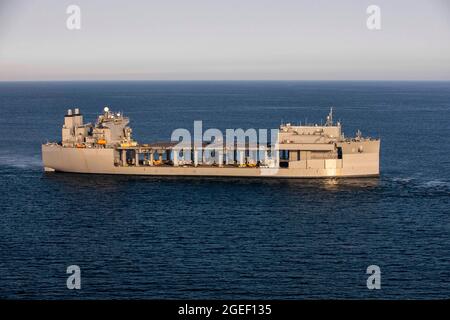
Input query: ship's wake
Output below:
<box><xmin>0</xmin><ymin>153</ymin><xmax>42</xmax><ymax>170</ymax></box>
<box><xmin>388</xmin><ymin>175</ymin><xmax>450</xmax><ymax>196</ymax></box>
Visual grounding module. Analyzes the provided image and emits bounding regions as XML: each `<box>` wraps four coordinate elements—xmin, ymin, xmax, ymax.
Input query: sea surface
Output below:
<box><xmin>0</xmin><ymin>81</ymin><xmax>449</xmax><ymax>299</ymax></box>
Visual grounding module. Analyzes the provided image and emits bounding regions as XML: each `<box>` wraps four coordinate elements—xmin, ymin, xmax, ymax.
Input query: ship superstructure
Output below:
<box><xmin>42</xmin><ymin>107</ymin><xmax>380</xmax><ymax>177</ymax></box>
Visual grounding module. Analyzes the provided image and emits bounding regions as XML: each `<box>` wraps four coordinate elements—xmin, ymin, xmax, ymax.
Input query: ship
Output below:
<box><xmin>42</xmin><ymin>107</ymin><xmax>380</xmax><ymax>177</ymax></box>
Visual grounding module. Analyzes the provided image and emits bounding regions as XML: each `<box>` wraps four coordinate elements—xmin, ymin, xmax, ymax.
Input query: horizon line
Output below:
<box><xmin>1</xmin><ymin>79</ymin><xmax>450</xmax><ymax>83</ymax></box>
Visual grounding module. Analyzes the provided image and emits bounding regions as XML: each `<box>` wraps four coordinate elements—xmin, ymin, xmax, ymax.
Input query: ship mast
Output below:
<box><xmin>325</xmin><ymin>107</ymin><xmax>333</xmax><ymax>126</ymax></box>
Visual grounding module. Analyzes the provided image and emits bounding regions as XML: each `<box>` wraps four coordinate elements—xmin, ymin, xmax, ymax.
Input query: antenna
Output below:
<box><xmin>356</xmin><ymin>129</ymin><xmax>362</xmax><ymax>139</ymax></box>
<box><xmin>325</xmin><ymin>107</ymin><xmax>333</xmax><ymax>126</ymax></box>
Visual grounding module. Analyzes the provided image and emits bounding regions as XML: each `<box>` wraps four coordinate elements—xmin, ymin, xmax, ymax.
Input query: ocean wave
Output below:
<box><xmin>391</xmin><ymin>177</ymin><xmax>413</xmax><ymax>183</ymax></box>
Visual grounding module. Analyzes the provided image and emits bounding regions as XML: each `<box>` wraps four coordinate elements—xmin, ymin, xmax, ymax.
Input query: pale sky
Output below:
<box><xmin>0</xmin><ymin>0</ymin><xmax>449</xmax><ymax>80</ymax></box>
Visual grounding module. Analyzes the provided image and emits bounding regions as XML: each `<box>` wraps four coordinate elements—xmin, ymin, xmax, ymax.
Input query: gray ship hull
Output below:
<box><xmin>42</xmin><ymin>143</ymin><xmax>380</xmax><ymax>178</ymax></box>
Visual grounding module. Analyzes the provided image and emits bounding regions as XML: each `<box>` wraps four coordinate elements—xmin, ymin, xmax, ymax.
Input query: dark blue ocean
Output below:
<box><xmin>0</xmin><ymin>81</ymin><xmax>449</xmax><ymax>299</ymax></box>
